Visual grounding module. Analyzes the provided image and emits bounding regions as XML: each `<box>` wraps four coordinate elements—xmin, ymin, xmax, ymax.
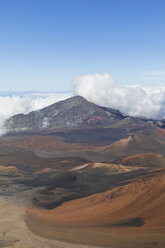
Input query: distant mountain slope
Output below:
<box><xmin>100</xmin><ymin>134</ymin><xmax>165</xmax><ymax>159</ymax></box>
<box><xmin>5</xmin><ymin>96</ymin><xmax>126</xmax><ymax>132</ymax></box>
<box><xmin>121</xmin><ymin>153</ymin><xmax>165</xmax><ymax>168</ymax></box>
<box><xmin>4</xmin><ymin>95</ymin><xmax>165</xmax><ymax>135</ymax></box>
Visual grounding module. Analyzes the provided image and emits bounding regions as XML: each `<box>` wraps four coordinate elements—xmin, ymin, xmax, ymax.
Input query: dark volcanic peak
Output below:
<box><xmin>5</xmin><ymin>95</ymin><xmax>165</xmax><ymax>134</ymax></box>
<box><xmin>5</xmin><ymin>96</ymin><xmax>127</xmax><ymax>132</ymax></box>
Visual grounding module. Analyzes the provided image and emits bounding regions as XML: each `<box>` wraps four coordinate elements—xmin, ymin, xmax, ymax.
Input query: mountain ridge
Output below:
<box><xmin>4</xmin><ymin>95</ymin><xmax>165</xmax><ymax>133</ymax></box>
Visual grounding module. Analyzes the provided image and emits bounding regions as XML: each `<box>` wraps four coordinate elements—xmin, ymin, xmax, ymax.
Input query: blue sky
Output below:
<box><xmin>0</xmin><ymin>0</ymin><xmax>165</xmax><ymax>91</ymax></box>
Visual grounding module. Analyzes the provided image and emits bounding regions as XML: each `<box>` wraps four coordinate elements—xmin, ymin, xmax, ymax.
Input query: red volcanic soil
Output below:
<box><xmin>121</xmin><ymin>153</ymin><xmax>165</xmax><ymax>168</ymax></box>
<box><xmin>70</xmin><ymin>162</ymin><xmax>138</xmax><ymax>174</ymax></box>
<box><xmin>155</xmin><ymin>128</ymin><xmax>165</xmax><ymax>142</ymax></box>
<box><xmin>99</xmin><ymin>134</ymin><xmax>165</xmax><ymax>160</ymax></box>
<box><xmin>4</xmin><ymin>135</ymin><xmax>97</xmax><ymax>153</ymax></box>
<box><xmin>87</xmin><ymin>116</ymin><xmax>103</xmax><ymax>124</ymax></box>
<box><xmin>27</xmin><ymin>170</ymin><xmax>165</xmax><ymax>228</ymax></box>
<box><xmin>26</xmin><ymin>170</ymin><xmax>165</xmax><ymax>247</ymax></box>
<box><xmin>33</xmin><ymin>168</ymin><xmax>55</xmax><ymax>175</ymax></box>
<box><xmin>100</xmin><ymin>135</ymin><xmax>132</xmax><ymax>155</ymax></box>
<box><xmin>7</xmin><ymin>165</ymin><xmax>18</xmax><ymax>171</ymax></box>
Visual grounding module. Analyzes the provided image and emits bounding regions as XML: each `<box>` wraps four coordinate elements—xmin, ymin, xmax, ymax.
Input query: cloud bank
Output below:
<box><xmin>0</xmin><ymin>92</ymin><xmax>72</xmax><ymax>135</ymax></box>
<box><xmin>73</xmin><ymin>73</ymin><xmax>165</xmax><ymax>120</ymax></box>
<box><xmin>0</xmin><ymin>73</ymin><xmax>165</xmax><ymax>135</ymax></box>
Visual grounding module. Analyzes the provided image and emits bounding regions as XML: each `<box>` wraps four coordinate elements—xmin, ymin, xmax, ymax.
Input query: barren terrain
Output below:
<box><xmin>0</xmin><ymin>97</ymin><xmax>165</xmax><ymax>247</ymax></box>
<box><xmin>0</xmin><ymin>188</ymin><xmax>101</xmax><ymax>248</ymax></box>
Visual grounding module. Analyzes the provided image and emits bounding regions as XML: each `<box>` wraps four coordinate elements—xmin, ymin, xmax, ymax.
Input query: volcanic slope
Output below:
<box><xmin>4</xmin><ymin>96</ymin><xmax>165</xmax><ymax>136</ymax></box>
<box><xmin>26</xmin><ymin>169</ymin><xmax>165</xmax><ymax>248</ymax></box>
<box><xmin>2</xmin><ymin>95</ymin><xmax>165</xmax><ymax>248</ymax></box>
<box><xmin>27</xmin><ymin>169</ymin><xmax>165</xmax><ymax>227</ymax></box>
<box><xmin>99</xmin><ymin>134</ymin><xmax>165</xmax><ymax>161</ymax></box>
<box><xmin>5</xmin><ymin>96</ymin><xmax>126</xmax><ymax>132</ymax></box>
<box><xmin>121</xmin><ymin>153</ymin><xmax>165</xmax><ymax>168</ymax></box>
<box><xmin>3</xmin><ymin>132</ymin><xmax>165</xmax><ymax>167</ymax></box>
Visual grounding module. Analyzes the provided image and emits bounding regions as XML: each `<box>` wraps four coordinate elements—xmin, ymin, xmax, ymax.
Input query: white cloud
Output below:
<box><xmin>1</xmin><ymin>73</ymin><xmax>165</xmax><ymax>135</ymax></box>
<box><xmin>0</xmin><ymin>92</ymin><xmax>72</xmax><ymax>135</ymax></box>
<box><xmin>73</xmin><ymin>73</ymin><xmax>165</xmax><ymax>120</ymax></box>
<box><xmin>42</xmin><ymin>117</ymin><xmax>50</xmax><ymax>128</ymax></box>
